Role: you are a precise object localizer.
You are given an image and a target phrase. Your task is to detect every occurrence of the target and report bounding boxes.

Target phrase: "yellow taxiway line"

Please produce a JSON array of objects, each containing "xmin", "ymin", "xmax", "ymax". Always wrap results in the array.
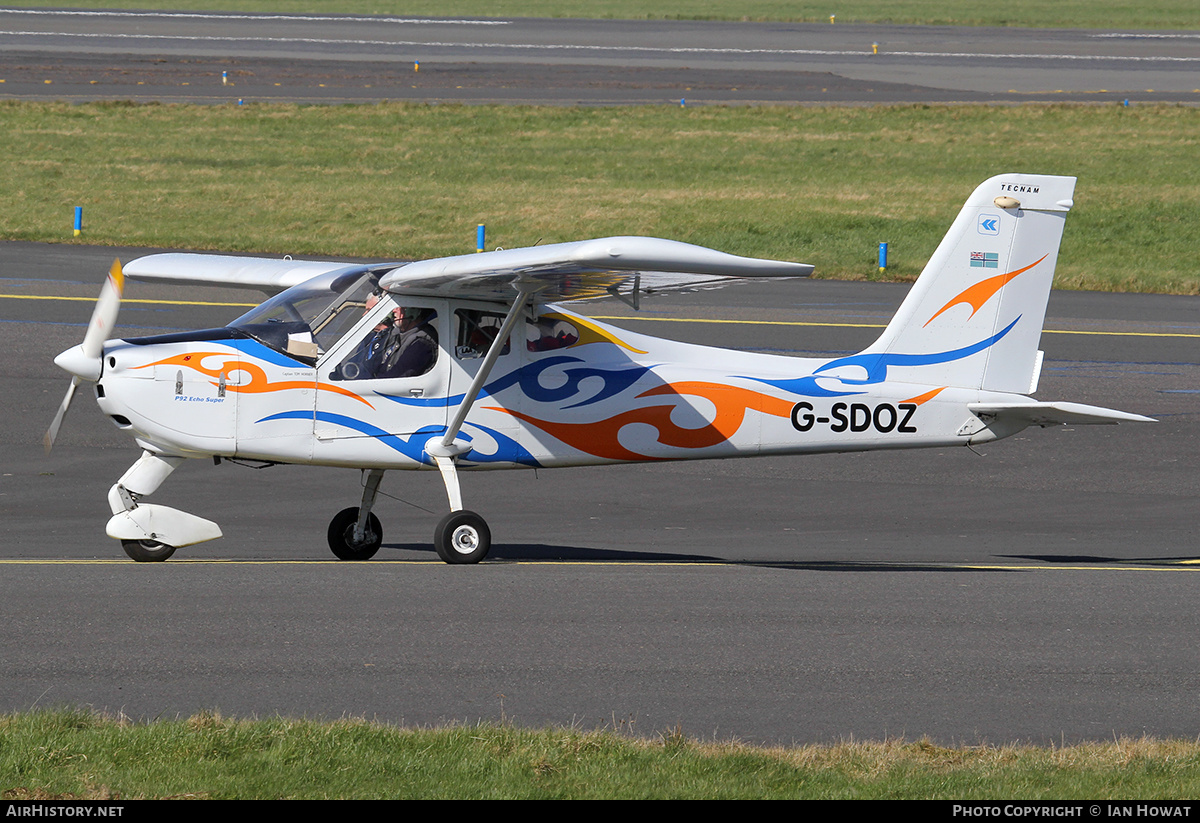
[
  {"xmin": 1, "ymin": 558, "xmax": 1198, "ymax": 571},
  {"xmin": 4, "ymin": 293, "xmax": 1198, "ymax": 338},
  {"xmin": 590, "ymin": 316, "xmax": 1200, "ymax": 339}
]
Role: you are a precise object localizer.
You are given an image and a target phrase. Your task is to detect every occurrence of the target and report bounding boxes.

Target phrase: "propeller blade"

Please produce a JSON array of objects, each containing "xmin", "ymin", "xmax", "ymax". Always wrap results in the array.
[
  {"xmin": 80, "ymin": 259, "xmax": 124, "ymax": 361},
  {"xmin": 45, "ymin": 260, "xmax": 126, "ymax": 454},
  {"xmin": 43, "ymin": 376, "xmax": 80, "ymax": 454}
]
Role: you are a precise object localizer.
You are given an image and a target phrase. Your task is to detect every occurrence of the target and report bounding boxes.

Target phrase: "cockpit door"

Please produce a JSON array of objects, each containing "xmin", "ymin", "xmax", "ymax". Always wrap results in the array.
[{"xmin": 312, "ymin": 296, "xmax": 450, "ymax": 465}]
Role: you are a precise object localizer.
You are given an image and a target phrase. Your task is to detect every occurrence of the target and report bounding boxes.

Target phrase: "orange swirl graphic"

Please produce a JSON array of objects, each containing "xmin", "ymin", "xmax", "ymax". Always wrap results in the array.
[
  {"xmin": 902, "ymin": 386, "xmax": 947, "ymax": 405},
  {"xmin": 134, "ymin": 352, "xmax": 374, "ymax": 408},
  {"xmin": 493, "ymin": 381, "xmax": 793, "ymax": 461},
  {"xmin": 924, "ymin": 255, "xmax": 1047, "ymax": 327}
]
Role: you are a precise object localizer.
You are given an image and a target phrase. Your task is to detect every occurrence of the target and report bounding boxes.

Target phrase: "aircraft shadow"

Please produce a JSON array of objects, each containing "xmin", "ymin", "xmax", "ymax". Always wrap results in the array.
[
  {"xmin": 381, "ymin": 543, "xmax": 1026, "ymax": 570},
  {"xmin": 381, "ymin": 542, "xmax": 722, "ymax": 562},
  {"xmin": 1002, "ymin": 554, "xmax": 1200, "ymax": 566}
]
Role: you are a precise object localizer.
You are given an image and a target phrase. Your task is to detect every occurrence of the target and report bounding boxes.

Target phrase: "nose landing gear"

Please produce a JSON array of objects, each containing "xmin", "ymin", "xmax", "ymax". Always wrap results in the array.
[{"xmin": 121, "ymin": 539, "xmax": 177, "ymax": 563}]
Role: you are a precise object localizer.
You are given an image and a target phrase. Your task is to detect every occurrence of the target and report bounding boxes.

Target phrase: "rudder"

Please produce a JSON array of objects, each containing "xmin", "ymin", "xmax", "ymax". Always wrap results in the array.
[{"xmin": 862, "ymin": 174, "xmax": 1076, "ymax": 394}]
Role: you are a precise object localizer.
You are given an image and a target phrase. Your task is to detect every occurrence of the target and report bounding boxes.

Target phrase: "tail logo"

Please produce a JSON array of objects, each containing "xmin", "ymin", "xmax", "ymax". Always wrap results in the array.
[{"xmin": 924, "ymin": 254, "xmax": 1048, "ymax": 327}]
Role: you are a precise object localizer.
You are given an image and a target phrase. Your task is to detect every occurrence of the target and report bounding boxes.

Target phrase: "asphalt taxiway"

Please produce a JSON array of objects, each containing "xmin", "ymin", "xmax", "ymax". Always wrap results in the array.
[
  {"xmin": 1, "ymin": 9, "xmax": 1198, "ymax": 105},
  {"xmin": 1, "ymin": 8, "xmax": 1199, "ymax": 748},
  {"xmin": 1, "ymin": 241, "xmax": 1197, "ymax": 745}
]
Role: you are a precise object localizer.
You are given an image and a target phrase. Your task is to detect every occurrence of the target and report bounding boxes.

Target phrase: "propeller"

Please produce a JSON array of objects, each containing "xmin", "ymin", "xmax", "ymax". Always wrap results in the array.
[{"xmin": 44, "ymin": 259, "xmax": 125, "ymax": 454}]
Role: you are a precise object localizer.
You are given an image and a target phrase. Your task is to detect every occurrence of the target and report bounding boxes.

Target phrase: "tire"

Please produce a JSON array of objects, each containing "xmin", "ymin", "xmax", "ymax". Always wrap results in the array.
[
  {"xmin": 434, "ymin": 510, "xmax": 491, "ymax": 565},
  {"xmin": 121, "ymin": 539, "xmax": 176, "ymax": 562},
  {"xmin": 327, "ymin": 507, "xmax": 382, "ymax": 560}
]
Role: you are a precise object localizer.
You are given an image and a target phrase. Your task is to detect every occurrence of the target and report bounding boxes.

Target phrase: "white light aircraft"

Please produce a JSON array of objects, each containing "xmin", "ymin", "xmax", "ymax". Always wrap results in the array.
[{"xmin": 45, "ymin": 174, "xmax": 1153, "ymax": 563}]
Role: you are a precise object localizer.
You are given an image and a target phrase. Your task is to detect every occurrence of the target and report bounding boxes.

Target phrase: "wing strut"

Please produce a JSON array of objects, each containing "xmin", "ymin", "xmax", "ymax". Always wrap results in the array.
[
  {"xmin": 436, "ymin": 288, "xmax": 533, "ymax": 454},
  {"xmin": 426, "ymin": 287, "xmax": 534, "ymax": 511}
]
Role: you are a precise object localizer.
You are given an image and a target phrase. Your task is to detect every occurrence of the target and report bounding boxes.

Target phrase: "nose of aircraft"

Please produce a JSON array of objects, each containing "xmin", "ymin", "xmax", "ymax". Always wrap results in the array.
[{"xmin": 53, "ymin": 343, "xmax": 103, "ymax": 382}]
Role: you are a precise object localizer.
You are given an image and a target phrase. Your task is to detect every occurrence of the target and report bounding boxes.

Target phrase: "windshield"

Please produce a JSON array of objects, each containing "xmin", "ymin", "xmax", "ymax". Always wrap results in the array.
[{"xmin": 229, "ymin": 268, "xmax": 380, "ymax": 363}]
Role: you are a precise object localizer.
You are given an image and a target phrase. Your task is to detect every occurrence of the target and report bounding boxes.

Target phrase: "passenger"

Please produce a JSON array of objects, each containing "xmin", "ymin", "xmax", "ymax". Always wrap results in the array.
[
  {"xmin": 527, "ymin": 317, "xmax": 579, "ymax": 352},
  {"xmin": 363, "ymin": 287, "xmax": 383, "ymax": 316}
]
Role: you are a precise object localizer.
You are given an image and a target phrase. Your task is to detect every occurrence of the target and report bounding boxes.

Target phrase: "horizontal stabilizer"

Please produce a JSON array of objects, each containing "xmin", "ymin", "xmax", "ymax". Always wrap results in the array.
[{"xmin": 968, "ymin": 401, "xmax": 1156, "ymax": 427}]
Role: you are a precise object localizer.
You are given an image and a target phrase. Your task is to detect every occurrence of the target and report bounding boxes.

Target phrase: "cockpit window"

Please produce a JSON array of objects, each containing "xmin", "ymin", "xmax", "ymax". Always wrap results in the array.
[
  {"xmin": 456, "ymin": 309, "xmax": 511, "ymax": 360},
  {"xmin": 332, "ymin": 303, "xmax": 439, "ymax": 381},
  {"xmin": 228, "ymin": 269, "xmax": 380, "ymax": 363}
]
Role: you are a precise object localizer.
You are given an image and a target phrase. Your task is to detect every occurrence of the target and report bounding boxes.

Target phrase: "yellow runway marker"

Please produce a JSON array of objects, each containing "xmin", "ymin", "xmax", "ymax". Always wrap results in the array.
[
  {"xmin": 592, "ymin": 315, "xmax": 886, "ymax": 330},
  {"xmin": 5, "ymin": 296, "xmax": 1199, "ymax": 338},
  {"xmin": 1042, "ymin": 328, "xmax": 1200, "ymax": 338},
  {"xmin": 958, "ymin": 564, "xmax": 1200, "ymax": 572},
  {"xmin": 0, "ymin": 558, "xmax": 434, "ymax": 566},
  {"xmin": 589, "ymin": 315, "xmax": 1200, "ymax": 339},
  {"xmin": 1, "ymin": 558, "xmax": 1198, "ymax": 571}
]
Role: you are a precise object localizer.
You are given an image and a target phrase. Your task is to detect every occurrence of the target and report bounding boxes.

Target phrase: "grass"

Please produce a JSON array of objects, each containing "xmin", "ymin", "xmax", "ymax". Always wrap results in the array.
[
  {"xmin": 4, "ymin": 1, "xmax": 1200, "ymax": 29},
  {"xmin": 5, "ymin": 709, "xmax": 1200, "ymax": 799},
  {"xmin": 3, "ymin": 100, "xmax": 1199, "ymax": 293}
]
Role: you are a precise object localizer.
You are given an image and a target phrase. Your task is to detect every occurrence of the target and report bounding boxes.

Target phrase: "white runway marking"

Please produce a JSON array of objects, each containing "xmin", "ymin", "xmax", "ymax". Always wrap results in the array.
[
  {"xmin": 1092, "ymin": 32, "xmax": 1200, "ymax": 39},
  {"xmin": 0, "ymin": 9, "xmax": 508, "ymax": 25},
  {"xmin": 1, "ymin": 29, "xmax": 1197, "ymax": 64}
]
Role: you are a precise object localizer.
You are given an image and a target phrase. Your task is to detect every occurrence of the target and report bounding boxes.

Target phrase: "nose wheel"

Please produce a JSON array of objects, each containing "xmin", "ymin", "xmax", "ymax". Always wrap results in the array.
[
  {"xmin": 434, "ymin": 510, "xmax": 491, "ymax": 564},
  {"xmin": 121, "ymin": 539, "xmax": 177, "ymax": 562}
]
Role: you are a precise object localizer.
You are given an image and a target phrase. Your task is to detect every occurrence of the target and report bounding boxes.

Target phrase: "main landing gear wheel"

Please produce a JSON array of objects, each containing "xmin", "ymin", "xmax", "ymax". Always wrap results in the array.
[
  {"xmin": 327, "ymin": 507, "xmax": 383, "ymax": 561},
  {"xmin": 434, "ymin": 511, "xmax": 491, "ymax": 565},
  {"xmin": 121, "ymin": 539, "xmax": 177, "ymax": 563}
]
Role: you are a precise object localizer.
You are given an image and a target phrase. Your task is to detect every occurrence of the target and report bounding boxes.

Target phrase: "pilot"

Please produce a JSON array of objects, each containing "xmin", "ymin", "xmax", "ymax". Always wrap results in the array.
[
  {"xmin": 335, "ymin": 303, "xmax": 438, "ymax": 380},
  {"xmin": 373, "ymin": 306, "xmax": 438, "ymax": 379}
]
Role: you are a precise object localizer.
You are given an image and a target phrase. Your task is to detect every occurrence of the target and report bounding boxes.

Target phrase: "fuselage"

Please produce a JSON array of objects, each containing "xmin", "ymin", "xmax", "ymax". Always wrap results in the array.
[{"xmin": 94, "ymin": 298, "xmax": 1019, "ymax": 471}]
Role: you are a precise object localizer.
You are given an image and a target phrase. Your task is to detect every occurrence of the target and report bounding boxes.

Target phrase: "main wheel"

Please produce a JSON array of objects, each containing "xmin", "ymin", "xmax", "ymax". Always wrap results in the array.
[
  {"xmin": 121, "ymin": 539, "xmax": 176, "ymax": 562},
  {"xmin": 434, "ymin": 510, "xmax": 491, "ymax": 564},
  {"xmin": 327, "ymin": 507, "xmax": 383, "ymax": 560}
]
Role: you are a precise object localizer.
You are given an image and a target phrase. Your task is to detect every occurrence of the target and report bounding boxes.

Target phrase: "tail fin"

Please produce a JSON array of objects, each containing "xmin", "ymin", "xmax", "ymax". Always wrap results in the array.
[{"xmin": 863, "ymin": 174, "xmax": 1076, "ymax": 394}]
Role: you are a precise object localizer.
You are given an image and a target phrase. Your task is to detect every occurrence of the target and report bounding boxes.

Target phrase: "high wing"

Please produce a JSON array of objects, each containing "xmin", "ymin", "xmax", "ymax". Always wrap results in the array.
[
  {"xmin": 122, "ymin": 253, "xmax": 377, "ymax": 294},
  {"xmin": 121, "ymin": 238, "xmax": 813, "ymax": 303},
  {"xmin": 379, "ymin": 236, "xmax": 813, "ymax": 303}
]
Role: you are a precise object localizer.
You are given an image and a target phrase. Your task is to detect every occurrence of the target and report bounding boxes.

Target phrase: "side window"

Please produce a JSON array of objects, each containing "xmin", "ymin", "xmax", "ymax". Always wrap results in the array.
[
  {"xmin": 332, "ymin": 304, "xmax": 439, "ymax": 381},
  {"xmin": 526, "ymin": 315, "xmax": 580, "ymax": 352},
  {"xmin": 455, "ymin": 309, "xmax": 511, "ymax": 360}
]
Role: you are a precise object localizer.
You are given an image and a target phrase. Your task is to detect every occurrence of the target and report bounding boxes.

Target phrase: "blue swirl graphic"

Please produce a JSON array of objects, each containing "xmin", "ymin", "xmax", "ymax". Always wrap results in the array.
[
  {"xmin": 376, "ymin": 355, "xmax": 651, "ymax": 410},
  {"xmin": 255, "ymin": 411, "xmax": 540, "ymax": 467},
  {"xmin": 745, "ymin": 317, "xmax": 1019, "ymax": 397}
]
